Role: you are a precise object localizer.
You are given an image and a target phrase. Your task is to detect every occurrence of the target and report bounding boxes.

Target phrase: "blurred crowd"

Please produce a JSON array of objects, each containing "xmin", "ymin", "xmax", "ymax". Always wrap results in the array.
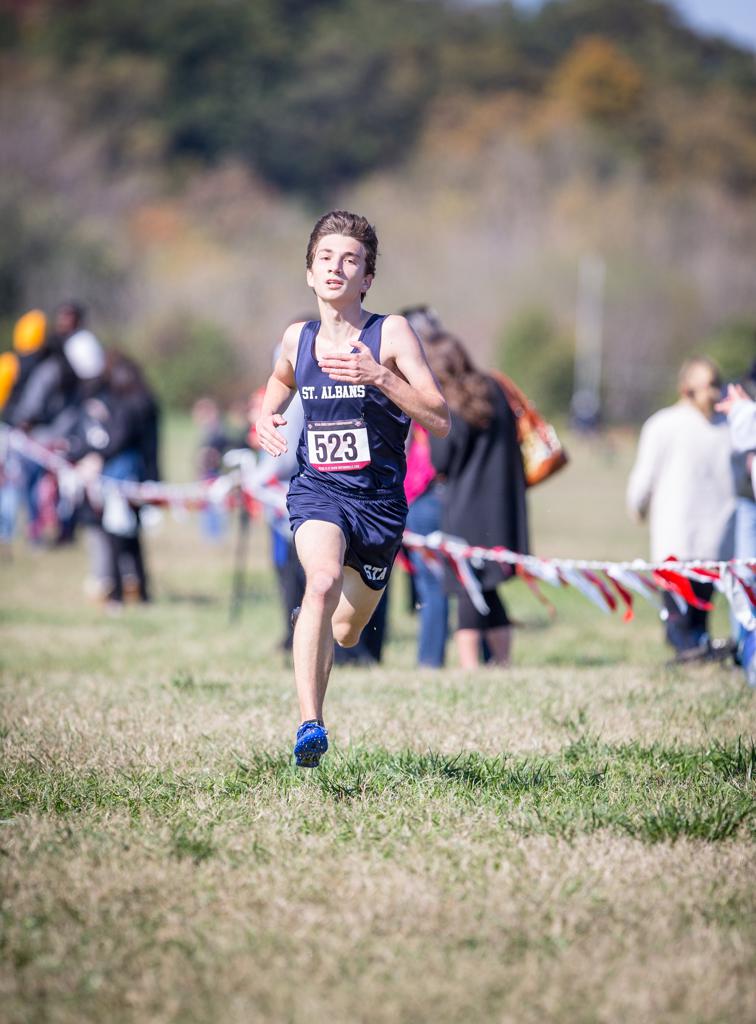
[
  {"xmin": 1, "ymin": 302, "xmax": 159, "ymax": 608},
  {"xmin": 2, "ymin": 300, "xmax": 754, "ymax": 682},
  {"xmin": 233, "ymin": 304, "xmax": 755, "ymax": 681}
]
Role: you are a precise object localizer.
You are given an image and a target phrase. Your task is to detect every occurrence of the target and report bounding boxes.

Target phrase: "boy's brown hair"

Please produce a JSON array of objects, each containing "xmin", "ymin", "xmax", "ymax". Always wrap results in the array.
[{"xmin": 306, "ymin": 211, "xmax": 379, "ymax": 277}]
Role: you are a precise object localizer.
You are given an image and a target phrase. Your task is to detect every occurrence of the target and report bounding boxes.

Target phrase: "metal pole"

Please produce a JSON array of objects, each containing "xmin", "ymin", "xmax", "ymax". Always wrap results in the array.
[
  {"xmin": 229, "ymin": 500, "xmax": 250, "ymax": 624},
  {"xmin": 572, "ymin": 254, "xmax": 606, "ymax": 429}
]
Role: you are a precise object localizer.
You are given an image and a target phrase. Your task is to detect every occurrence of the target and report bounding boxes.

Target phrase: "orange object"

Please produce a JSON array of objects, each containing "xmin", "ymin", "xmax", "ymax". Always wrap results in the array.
[
  {"xmin": 0, "ymin": 350, "xmax": 19, "ymax": 409},
  {"xmin": 490, "ymin": 370, "xmax": 569, "ymax": 487},
  {"xmin": 13, "ymin": 309, "xmax": 47, "ymax": 354}
]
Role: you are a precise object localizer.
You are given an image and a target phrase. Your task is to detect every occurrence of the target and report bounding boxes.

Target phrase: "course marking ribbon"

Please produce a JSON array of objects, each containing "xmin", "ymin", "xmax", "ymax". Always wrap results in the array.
[
  {"xmin": 4, "ymin": 425, "xmax": 754, "ymax": 629},
  {"xmin": 401, "ymin": 530, "xmax": 756, "ymax": 631}
]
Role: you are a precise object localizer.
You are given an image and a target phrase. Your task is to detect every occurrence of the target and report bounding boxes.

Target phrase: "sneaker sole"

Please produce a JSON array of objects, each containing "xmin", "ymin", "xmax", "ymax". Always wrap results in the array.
[{"xmin": 294, "ymin": 735, "xmax": 328, "ymax": 768}]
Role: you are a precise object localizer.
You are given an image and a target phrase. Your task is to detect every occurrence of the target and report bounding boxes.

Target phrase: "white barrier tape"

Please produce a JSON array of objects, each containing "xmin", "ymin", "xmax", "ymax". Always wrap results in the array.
[
  {"xmin": 717, "ymin": 568, "xmax": 756, "ymax": 631},
  {"xmin": 402, "ymin": 531, "xmax": 756, "ymax": 629},
  {"xmin": 1, "ymin": 426, "xmax": 281, "ymax": 513},
  {"xmin": 401, "ymin": 530, "xmax": 756, "ymax": 577},
  {"xmin": 4, "ymin": 424, "xmax": 755, "ymax": 629}
]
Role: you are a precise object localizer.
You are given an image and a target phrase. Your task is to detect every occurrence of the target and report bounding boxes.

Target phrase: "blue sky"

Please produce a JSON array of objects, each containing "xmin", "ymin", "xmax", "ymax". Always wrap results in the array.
[
  {"xmin": 513, "ymin": 0, "xmax": 756, "ymax": 52},
  {"xmin": 667, "ymin": 0, "xmax": 756, "ymax": 50}
]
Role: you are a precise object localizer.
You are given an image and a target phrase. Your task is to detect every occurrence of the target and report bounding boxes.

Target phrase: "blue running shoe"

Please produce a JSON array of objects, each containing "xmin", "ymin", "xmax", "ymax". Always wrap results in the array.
[{"xmin": 294, "ymin": 719, "xmax": 328, "ymax": 768}]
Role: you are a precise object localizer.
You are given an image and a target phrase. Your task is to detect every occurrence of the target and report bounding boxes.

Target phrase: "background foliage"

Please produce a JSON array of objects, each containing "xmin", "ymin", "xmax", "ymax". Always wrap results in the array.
[{"xmin": 1, "ymin": 0, "xmax": 755, "ymax": 415}]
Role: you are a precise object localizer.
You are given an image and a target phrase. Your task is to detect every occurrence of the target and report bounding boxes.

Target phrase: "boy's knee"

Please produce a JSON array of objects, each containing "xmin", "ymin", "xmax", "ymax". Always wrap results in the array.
[{"xmin": 306, "ymin": 565, "xmax": 342, "ymax": 607}]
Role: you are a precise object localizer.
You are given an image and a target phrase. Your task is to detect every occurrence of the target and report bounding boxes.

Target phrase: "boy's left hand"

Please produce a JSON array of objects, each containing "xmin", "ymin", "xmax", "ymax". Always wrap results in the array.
[{"xmin": 318, "ymin": 340, "xmax": 383, "ymax": 386}]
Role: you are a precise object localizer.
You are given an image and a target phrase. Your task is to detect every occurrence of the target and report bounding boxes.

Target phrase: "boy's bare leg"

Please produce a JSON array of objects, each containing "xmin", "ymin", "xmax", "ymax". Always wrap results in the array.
[
  {"xmin": 332, "ymin": 566, "xmax": 385, "ymax": 648},
  {"xmin": 293, "ymin": 521, "xmax": 346, "ymax": 722}
]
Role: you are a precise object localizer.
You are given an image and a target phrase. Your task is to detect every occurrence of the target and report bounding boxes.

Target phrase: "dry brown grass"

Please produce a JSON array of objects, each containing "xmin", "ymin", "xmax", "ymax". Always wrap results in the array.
[
  {"xmin": 2, "ymin": 428, "xmax": 754, "ymax": 1023},
  {"xmin": 3, "ymin": 813, "xmax": 754, "ymax": 1024}
]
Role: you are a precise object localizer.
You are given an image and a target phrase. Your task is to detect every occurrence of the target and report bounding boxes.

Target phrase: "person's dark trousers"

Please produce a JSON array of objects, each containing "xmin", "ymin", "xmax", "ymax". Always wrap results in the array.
[
  {"xmin": 361, "ymin": 587, "xmax": 389, "ymax": 662},
  {"xmin": 100, "ymin": 452, "xmax": 147, "ymax": 602},
  {"xmin": 406, "ymin": 486, "xmax": 448, "ymax": 667},
  {"xmin": 107, "ymin": 532, "xmax": 149, "ymax": 603},
  {"xmin": 55, "ymin": 505, "xmax": 78, "ymax": 545},
  {"xmin": 273, "ymin": 534, "xmax": 305, "ymax": 650},
  {"xmin": 664, "ymin": 580, "xmax": 714, "ymax": 651}
]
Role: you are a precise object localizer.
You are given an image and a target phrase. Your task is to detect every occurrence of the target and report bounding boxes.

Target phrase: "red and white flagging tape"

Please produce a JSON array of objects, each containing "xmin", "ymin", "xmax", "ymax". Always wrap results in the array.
[{"xmin": 3, "ymin": 425, "xmax": 755, "ymax": 630}]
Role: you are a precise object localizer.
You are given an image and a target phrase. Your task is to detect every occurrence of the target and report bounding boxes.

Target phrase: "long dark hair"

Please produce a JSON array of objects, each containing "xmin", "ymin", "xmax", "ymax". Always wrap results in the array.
[
  {"xmin": 425, "ymin": 332, "xmax": 494, "ymax": 430},
  {"xmin": 105, "ymin": 351, "xmax": 153, "ymax": 400}
]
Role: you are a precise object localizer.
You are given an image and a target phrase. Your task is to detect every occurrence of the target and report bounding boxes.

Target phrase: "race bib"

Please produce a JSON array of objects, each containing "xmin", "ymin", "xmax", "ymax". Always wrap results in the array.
[{"xmin": 307, "ymin": 419, "xmax": 371, "ymax": 473}]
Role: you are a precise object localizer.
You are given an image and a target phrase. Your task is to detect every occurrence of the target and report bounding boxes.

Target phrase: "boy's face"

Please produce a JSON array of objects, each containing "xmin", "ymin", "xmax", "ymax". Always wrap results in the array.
[{"xmin": 306, "ymin": 233, "xmax": 372, "ymax": 304}]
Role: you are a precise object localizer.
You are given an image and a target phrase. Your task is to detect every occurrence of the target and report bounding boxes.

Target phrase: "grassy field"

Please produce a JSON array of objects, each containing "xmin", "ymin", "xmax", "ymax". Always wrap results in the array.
[{"xmin": 1, "ymin": 426, "xmax": 754, "ymax": 1024}]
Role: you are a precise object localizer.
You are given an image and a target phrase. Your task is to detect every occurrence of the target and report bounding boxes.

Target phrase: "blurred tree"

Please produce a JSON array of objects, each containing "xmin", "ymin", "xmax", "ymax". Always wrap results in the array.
[
  {"xmin": 644, "ymin": 88, "xmax": 756, "ymax": 196},
  {"xmin": 530, "ymin": 0, "xmax": 756, "ymax": 94},
  {"xmin": 702, "ymin": 321, "xmax": 756, "ymax": 384},
  {"xmin": 68, "ymin": 54, "xmax": 168, "ymax": 169},
  {"xmin": 436, "ymin": 2, "xmax": 537, "ymax": 95},
  {"xmin": 495, "ymin": 308, "xmax": 574, "ymax": 419},
  {"xmin": 1, "ymin": 0, "xmax": 755, "ymax": 411},
  {"xmin": 142, "ymin": 314, "xmax": 242, "ymax": 409},
  {"xmin": 247, "ymin": 0, "xmax": 436, "ymax": 196},
  {"xmin": 0, "ymin": 183, "xmax": 129, "ymax": 324},
  {"xmin": 552, "ymin": 36, "xmax": 644, "ymax": 123},
  {"xmin": 25, "ymin": 0, "xmax": 437, "ymax": 198},
  {"xmin": 4, "ymin": 0, "xmax": 754, "ymax": 198}
]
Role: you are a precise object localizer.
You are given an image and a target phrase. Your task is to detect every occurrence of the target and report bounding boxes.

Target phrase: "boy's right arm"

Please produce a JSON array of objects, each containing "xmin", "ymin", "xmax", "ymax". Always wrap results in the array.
[{"xmin": 255, "ymin": 325, "xmax": 301, "ymax": 458}]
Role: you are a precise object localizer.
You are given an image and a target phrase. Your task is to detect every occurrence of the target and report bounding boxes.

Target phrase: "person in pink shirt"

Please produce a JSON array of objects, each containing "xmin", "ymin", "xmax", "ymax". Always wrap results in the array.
[{"xmin": 402, "ymin": 306, "xmax": 449, "ymax": 667}]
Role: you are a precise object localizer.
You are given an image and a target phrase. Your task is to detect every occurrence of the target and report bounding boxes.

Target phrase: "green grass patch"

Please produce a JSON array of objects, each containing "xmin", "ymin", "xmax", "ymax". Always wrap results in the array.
[
  {"xmin": 2, "ymin": 430, "xmax": 754, "ymax": 1024},
  {"xmin": 4, "ymin": 738, "xmax": 753, "ymax": 848}
]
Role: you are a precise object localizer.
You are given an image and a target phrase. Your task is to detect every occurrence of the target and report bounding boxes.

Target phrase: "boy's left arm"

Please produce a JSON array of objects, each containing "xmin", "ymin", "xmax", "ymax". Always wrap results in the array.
[{"xmin": 319, "ymin": 315, "xmax": 450, "ymax": 437}]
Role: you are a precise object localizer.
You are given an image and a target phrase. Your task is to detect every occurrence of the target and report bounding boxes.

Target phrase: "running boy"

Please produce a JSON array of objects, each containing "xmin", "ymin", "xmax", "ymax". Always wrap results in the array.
[{"xmin": 256, "ymin": 210, "xmax": 450, "ymax": 766}]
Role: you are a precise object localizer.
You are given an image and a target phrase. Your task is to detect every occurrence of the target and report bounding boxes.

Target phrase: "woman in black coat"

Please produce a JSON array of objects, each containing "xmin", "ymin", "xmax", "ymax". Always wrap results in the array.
[{"xmin": 427, "ymin": 333, "xmax": 529, "ymax": 668}]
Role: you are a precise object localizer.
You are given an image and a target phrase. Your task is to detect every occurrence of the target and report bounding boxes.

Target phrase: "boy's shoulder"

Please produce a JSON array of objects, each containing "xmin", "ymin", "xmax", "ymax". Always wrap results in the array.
[
  {"xmin": 379, "ymin": 313, "xmax": 417, "ymax": 347},
  {"xmin": 284, "ymin": 319, "xmax": 311, "ymax": 338},
  {"xmin": 281, "ymin": 320, "xmax": 312, "ymax": 360}
]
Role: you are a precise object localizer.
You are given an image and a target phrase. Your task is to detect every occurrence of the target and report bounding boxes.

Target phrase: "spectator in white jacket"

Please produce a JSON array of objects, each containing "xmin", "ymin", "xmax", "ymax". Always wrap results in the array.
[{"xmin": 627, "ymin": 356, "xmax": 735, "ymax": 658}]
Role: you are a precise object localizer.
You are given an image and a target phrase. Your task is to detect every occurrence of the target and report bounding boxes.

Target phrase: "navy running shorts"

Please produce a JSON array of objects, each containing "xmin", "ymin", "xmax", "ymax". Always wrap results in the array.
[{"xmin": 287, "ymin": 472, "xmax": 408, "ymax": 590}]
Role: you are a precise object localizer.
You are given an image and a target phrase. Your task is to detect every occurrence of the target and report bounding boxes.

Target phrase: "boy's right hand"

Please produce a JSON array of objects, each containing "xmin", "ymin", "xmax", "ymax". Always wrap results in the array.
[{"xmin": 255, "ymin": 413, "xmax": 288, "ymax": 457}]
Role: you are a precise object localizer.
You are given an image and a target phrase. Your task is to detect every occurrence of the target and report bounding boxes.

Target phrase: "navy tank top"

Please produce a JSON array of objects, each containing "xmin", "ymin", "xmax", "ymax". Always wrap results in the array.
[{"xmin": 294, "ymin": 314, "xmax": 410, "ymax": 494}]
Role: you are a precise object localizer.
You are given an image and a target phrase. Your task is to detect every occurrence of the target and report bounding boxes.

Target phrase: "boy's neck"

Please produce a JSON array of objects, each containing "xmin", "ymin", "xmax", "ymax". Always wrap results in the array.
[{"xmin": 317, "ymin": 299, "xmax": 370, "ymax": 343}]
